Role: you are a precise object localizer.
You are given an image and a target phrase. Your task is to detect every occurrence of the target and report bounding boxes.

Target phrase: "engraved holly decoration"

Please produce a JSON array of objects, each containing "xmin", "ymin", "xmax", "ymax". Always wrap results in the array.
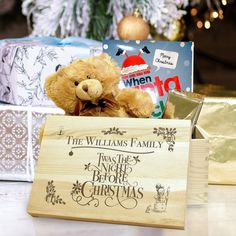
[{"xmin": 153, "ymin": 127, "xmax": 177, "ymax": 152}]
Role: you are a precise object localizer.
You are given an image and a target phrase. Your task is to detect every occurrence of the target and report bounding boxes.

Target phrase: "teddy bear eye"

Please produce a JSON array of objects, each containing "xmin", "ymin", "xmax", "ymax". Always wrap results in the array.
[
  {"xmin": 74, "ymin": 81, "xmax": 79, "ymax": 86},
  {"xmin": 87, "ymin": 75, "xmax": 91, "ymax": 79}
]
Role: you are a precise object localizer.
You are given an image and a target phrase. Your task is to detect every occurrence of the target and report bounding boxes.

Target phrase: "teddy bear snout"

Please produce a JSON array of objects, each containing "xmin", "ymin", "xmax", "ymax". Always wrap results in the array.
[
  {"xmin": 82, "ymin": 84, "xmax": 88, "ymax": 92},
  {"xmin": 76, "ymin": 79, "xmax": 103, "ymax": 102}
]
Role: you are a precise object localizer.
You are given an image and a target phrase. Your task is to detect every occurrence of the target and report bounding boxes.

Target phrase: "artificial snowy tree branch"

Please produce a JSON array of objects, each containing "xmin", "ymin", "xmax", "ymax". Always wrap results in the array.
[
  {"xmin": 22, "ymin": 0, "xmax": 90, "ymax": 37},
  {"xmin": 22, "ymin": 0, "xmax": 189, "ymax": 40},
  {"xmin": 139, "ymin": 0, "xmax": 188, "ymax": 39}
]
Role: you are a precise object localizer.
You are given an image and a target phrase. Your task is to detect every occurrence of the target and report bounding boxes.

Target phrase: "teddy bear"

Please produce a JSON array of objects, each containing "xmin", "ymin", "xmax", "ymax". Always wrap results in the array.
[{"xmin": 45, "ymin": 53, "xmax": 154, "ymax": 118}]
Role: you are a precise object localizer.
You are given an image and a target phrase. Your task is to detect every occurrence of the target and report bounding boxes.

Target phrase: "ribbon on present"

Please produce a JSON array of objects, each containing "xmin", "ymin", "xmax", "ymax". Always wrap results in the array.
[
  {"xmin": 0, "ymin": 36, "xmax": 101, "ymax": 48},
  {"xmin": 0, "ymin": 36, "xmax": 101, "ymax": 71}
]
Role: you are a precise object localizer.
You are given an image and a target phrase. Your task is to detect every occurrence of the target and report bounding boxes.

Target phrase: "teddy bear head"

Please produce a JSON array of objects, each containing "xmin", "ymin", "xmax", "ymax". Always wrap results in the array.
[{"xmin": 45, "ymin": 53, "xmax": 120, "ymax": 115}]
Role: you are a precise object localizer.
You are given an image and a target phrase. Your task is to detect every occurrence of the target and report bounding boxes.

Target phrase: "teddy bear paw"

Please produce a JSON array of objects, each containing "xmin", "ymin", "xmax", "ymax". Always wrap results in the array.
[{"xmin": 117, "ymin": 88, "xmax": 154, "ymax": 118}]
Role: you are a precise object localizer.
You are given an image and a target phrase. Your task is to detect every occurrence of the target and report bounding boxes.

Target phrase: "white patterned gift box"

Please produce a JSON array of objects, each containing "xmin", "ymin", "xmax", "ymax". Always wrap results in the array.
[
  {"xmin": 0, "ymin": 37, "xmax": 100, "ymax": 106},
  {"xmin": 0, "ymin": 105, "xmax": 64, "ymax": 181}
]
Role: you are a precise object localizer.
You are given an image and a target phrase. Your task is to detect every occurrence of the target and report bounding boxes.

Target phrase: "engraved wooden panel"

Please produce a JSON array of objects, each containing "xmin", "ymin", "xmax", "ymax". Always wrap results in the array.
[{"xmin": 28, "ymin": 116, "xmax": 192, "ymax": 229}]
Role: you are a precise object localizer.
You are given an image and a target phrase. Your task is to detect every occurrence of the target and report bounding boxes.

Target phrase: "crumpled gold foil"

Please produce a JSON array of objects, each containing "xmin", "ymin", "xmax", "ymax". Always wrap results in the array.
[
  {"xmin": 197, "ymin": 97, "xmax": 236, "ymax": 163},
  {"xmin": 163, "ymin": 90, "xmax": 204, "ymax": 133}
]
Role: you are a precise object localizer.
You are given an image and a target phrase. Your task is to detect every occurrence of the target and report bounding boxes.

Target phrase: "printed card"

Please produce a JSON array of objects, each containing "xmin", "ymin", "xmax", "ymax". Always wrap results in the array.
[{"xmin": 102, "ymin": 40, "xmax": 193, "ymax": 118}]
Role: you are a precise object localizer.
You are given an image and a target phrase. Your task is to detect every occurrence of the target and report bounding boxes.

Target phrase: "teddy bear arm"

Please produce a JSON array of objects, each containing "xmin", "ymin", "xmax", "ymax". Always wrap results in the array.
[{"xmin": 116, "ymin": 88, "xmax": 154, "ymax": 118}]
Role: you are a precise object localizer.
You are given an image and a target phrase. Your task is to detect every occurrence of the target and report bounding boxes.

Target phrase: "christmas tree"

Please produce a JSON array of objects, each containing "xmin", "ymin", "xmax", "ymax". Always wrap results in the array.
[{"xmin": 22, "ymin": 0, "xmax": 189, "ymax": 41}]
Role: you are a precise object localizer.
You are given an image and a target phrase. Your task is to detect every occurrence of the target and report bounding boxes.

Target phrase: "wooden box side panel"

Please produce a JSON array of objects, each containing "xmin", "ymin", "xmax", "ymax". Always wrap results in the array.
[{"xmin": 187, "ymin": 138, "xmax": 209, "ymax": 205}]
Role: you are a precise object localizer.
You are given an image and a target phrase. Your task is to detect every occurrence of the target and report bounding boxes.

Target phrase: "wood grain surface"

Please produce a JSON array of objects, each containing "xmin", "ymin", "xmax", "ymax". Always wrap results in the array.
[
  {"xmin": 187, "ymin": 127, "xmax": 209, "ymax": 205},
  {"xmin": 1, "ymin": 182, "xmax": 236, "ymax": 236},
  {"xmin": 28, "ymin": 116, "xmax": 192, "ymax": 229}
]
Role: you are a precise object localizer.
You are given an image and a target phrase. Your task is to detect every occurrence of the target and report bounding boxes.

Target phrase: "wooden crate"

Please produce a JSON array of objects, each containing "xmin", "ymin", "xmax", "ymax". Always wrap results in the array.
[{"xmin": 27, "ymin": 116, "xmax": 208, "ymax": 229}]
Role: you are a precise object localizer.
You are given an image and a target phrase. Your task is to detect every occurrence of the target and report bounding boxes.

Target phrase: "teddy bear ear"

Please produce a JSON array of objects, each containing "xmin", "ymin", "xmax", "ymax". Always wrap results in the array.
[
  {"xmin": 45, "ymin": 72, "xmax": 58, "ymax": 98},
  {"xmin": 97, "ymin": 53, "xmax": 118, "ymax": 67},
  {"xmin": 94, "ymin": 53, "xmax": 120, "ymax": 77},
  {"xmin": 97, "ymin": 53, "xmax": 111, "ymax": 60}
]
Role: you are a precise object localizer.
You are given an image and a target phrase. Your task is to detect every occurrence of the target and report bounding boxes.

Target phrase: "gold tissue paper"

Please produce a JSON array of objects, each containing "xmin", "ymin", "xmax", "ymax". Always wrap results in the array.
[
  {"xmin": 163, "ymin": 90, "xmax": 204, "ymax": 133},
  {"xmin": 197, "ymin": 97, "xmax": 236, "ymax": 185}
]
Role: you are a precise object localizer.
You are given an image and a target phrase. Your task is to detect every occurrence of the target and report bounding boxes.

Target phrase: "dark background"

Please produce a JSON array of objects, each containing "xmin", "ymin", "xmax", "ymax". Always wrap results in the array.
[{"xmin": 0, "ymin": 0, "xmax": 235, "ymax": 89}]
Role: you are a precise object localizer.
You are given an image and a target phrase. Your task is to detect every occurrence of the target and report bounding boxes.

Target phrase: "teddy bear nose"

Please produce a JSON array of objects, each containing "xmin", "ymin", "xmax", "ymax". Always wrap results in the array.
[
  {"xmin": 82, "ymin": 84, "xmax": 88, "ymax": 92},
  {"xmin": 76, "ymin": 79, "xmax": 103, "ymax": 101}
]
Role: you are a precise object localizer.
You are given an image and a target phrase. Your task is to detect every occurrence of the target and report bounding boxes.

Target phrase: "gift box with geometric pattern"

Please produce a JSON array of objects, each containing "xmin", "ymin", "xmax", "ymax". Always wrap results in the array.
[{"xmin": 0, "ymin": 105, "xmax": 64, "ymax": 181}]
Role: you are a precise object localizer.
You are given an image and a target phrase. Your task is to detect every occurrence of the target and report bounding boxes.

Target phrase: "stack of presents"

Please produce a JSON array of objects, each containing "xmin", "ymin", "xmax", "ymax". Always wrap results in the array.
[
  {"xmin": 0, "ymin": 37, "xmax": 235, "ymax": 189},
  {"xmin": 0, "ymin": 37, "xmax": 101, "ymax": 181}
]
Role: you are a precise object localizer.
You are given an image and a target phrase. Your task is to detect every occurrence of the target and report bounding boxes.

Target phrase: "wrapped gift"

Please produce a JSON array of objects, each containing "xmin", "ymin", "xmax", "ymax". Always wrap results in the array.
[
  {"xmin": 197, "ymin": 97, "xmax": 236, "ymax": 185},
  {"xmin": 0, "ymin": 37, "xmax": 101, "ymax": 106},
  {"xmin": 0, "ymin": 104, "xmax": 64, "ymax": 181}
]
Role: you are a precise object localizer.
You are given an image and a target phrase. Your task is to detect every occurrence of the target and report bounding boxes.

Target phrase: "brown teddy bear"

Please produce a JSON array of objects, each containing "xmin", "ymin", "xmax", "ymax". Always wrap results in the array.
[{"xmin": 45, "ymin": 53, "xmax": 154, "ymax": 118}]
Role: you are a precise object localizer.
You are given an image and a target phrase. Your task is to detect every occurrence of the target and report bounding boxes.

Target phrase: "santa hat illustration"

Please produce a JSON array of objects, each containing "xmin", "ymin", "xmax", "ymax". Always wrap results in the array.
[{"xmin": 116, "ymin": 46, "xmax": 151, "ymax": 77}]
